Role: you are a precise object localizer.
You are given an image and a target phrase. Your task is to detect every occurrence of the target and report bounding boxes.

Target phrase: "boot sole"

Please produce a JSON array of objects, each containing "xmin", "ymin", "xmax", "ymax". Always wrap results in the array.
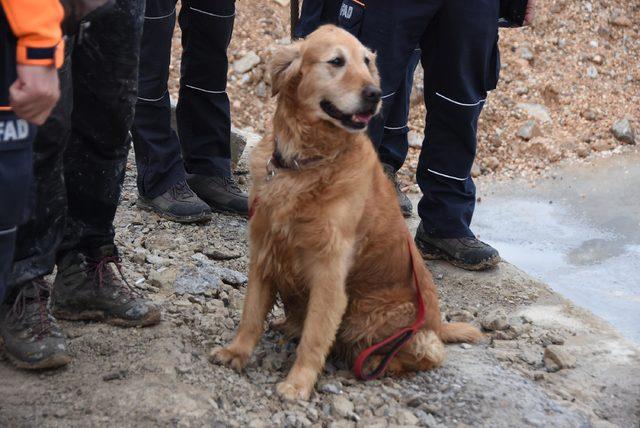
[
  {"xmin": 52, "ymin": 308, "xmax": 162, "ymax": 328},
  {"xmin": 137, "ymin": 199, "xmax": 212, "ymax": 224},
  {"xmin": 0, "ymin": 338, "xmax": 71, "ymax": 370},
  {"xmin": 415, "ymin": 239, "xmax": 501, "ymax": 271},
  {"xmin": 203, "ymin": 200, "xmax": 249, "ymax": 218}
]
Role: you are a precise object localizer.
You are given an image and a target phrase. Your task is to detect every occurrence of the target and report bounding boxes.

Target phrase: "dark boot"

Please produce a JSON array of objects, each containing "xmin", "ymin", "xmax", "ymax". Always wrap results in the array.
[
  {"xmin": 0, "ymin": 280, "xmax": 71, "ymax": 370},
  {"xmin": 51, "ymin": 246, "xmax": 161, "ymax": 327},
  {"xmin": 186, "ymin": 173, "xmax": 248, "ymax": 216},
  {"xmin": 382, "ymin": 163, "xmax": 413, "ymax": 218},
  {"xmin": 414, "ymin": 221, "xmax": 500, "ymax": 271},
  {"xmin": 137, "ymin": 179, "xmax": 212, "ymax": 223}
]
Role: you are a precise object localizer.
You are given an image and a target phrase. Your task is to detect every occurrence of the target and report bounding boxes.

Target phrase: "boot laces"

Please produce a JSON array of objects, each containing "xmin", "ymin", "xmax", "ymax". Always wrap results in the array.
[
  {"xmin": 6, "ymin": 280, "xmax": 54, "ymax": 339},
  {"xmin": 86, "ymin": 255, "xmax": 137, "ymax": 299},
  {"xmin": 170, "ymin": 180, "xmax": 195, "ymax": 200}
]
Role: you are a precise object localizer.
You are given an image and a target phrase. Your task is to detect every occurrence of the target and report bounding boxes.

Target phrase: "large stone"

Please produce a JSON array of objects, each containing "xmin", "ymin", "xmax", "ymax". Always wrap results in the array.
[
  {"xmin": 517, "ymin": 103, "xmax": 552, "ymax": 124},
  {"xmin": 174, "ymin": 262, "xmax": 247, "ymax": 295},
  {"xmin": 148, "ymin": 267, "xmax": 178, "ymax": 289},
  {"xmin": 544, "ymin": 345, "xmax": 576, "ymax": 371},
  {"xmin": 610, "ymin": 118, "xmax": 636, "ymax": 145},
  {"xmin": 233, "ymin": 51, "xmax": 261, "ymax": 74},
  {"xmin": 481, "ymin": 308, "xmax": 510, "ymax": 331}
]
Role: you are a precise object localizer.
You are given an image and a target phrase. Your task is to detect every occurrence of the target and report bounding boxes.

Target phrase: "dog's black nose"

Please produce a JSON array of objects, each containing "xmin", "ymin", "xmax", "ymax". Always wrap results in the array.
[{"xmin": 362, "ymin": 85, "xmax": 381, "ymax": 103}]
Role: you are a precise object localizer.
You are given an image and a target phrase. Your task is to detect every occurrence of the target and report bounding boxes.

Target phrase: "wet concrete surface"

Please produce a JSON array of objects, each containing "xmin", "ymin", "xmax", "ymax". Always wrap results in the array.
[{"xmin": 471, "ymin": 149, "xmax": 640, "ymax": 342}]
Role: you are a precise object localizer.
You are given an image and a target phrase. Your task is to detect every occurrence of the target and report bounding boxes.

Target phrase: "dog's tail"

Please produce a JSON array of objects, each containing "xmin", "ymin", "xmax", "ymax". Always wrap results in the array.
[{"xmin": 438, "ymin": 322, "xmax": 483, "ymax": 344}]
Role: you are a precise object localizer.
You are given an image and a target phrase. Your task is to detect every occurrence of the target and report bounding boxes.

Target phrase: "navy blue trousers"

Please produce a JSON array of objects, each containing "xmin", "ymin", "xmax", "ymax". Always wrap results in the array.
[
  {"xmin": 0, "ymin": 113, "xmax": 36, "ymax": 304},
  {"xmin": 342, "ymin": 0, "xmax": 501, "ymax": 238},
  {"xmin": 131, "ymin": 0, "xmax": 235, "ymax": 199}
]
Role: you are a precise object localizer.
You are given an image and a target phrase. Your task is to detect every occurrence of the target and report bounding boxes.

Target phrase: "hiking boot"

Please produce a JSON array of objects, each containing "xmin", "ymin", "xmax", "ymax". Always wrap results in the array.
[
  {"xmin": 0, "ymin": 279, "xmax": 71, "ymax": 370},
  {"xmin": 414, "ymin": 221, "xmax": 500, "ymax": 271},
  {"xmin": 51, "ymin": 245, "xmax": 161, "ymax": 327},
  {"xmin": 382, "ymin": 163, "xmax": 413, "ymax": 218},
  {"xmin": 187, "ymin": 173, "xmax": 248, "ymax": 216},
  {"xmin": 137, "ymin": 180, "xmax": 212, "ymax": 223}
]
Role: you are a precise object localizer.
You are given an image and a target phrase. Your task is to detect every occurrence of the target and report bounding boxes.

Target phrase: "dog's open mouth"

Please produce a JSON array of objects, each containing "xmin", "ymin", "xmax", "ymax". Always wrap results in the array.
[{"xmin": 320, "ymin": 100, "xmax": 375, "ymax": 130}]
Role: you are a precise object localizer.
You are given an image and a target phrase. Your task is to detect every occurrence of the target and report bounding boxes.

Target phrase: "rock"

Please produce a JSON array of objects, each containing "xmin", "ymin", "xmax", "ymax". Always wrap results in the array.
[
  {"xmin": 544, "ymin": 345, "xmax": 576, "ymax": 371},
  {"xmin": 586, "ymin": 66, "xmax": 598, "ymax": 79},
  {"xmin": 483, "ymin": 156, "xmax": 500, "ymax": 171},
  {"xmin": 102, "ymin": 369, "xmax": 128, "ymax": 381},
  {"xmin": 609, "ymin": 13, "xmax": 631, "ymax": 27},
  {"xmin": 203, "ymin": 248, "xmax": 241, "ymax": 261},
  {"xmin": 447, "ymin": 310, "xmax": 474, "ymax": 323},
  {"xmin": 610, "ymin": 118, "xmax": 636, "ymax": 145},
  {"xmin": 575, "ymin": 143, "xmax": 591, "ymax": 158},
  {"xmin": 517, "ymin": 46, "xmax": 534, "ymax": 62},
  {"xmin": 233, "ymin": 51, "xmax": 261, "ymax": 74},
  {"xmin": 356, "ymin": 417, "xmax": 387, "ymax": 428},
  {"xmin": 471, "ymin": 163, "xmax": 481, "ymax": 178},
  {"xmin": 581, "ymin": 109, "xmax": 598, "ymax": 121},
  {"xmin": 319, "ymin": 382, "xmax": 342, "ymax": 395},
  {"xmin": 272, "ymin": 0, "xmax": 289, "ymax": 6},
  {"xmin": 331, "ymin": 395, "xmax": 355, "ymax": 418},
  {"xmin": 255, "ymin": 81, "xmax": 267, "ymax": 98},
  {"xmin": 408, "ymin": 131, "xmax": 423, "ymax": 149},
  {"xmin": 517, "ymin": 103, "xmax": 552, "ymax": 124},
  {"xmin": 173, "ymin": 263, "xmax": 248, "ymax": 295},
  {"xmin": 591, "ymin": 140, "xmax": 611, "ymax": 152},
  {"xmin": 145, "ymin": 253, "xmax": 168, "ymax": 266},
  {"xmin": 521, "ymin": 137, "xmax": 562, "ymax": 162},
  {"xmin": 517, "ymin": 120, "xmax": 543, "ymax": 141},
  {"xmin": 395, "ymin": 409, "xmax": 419, "ymax": 426},
  {"xmin": 481, "ymin": 309, "xmax": 510, "ymax": 331},
  {"xmin": 148, "ymin": 267, "xmax": 178, "ymax": 289}
]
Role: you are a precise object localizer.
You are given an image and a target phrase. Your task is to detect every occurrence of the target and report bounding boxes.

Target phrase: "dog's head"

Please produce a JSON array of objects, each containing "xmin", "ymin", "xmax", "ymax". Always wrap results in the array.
[{"xmin": 269, "ymin": 25, "xmax": 381, "ymax": 132}]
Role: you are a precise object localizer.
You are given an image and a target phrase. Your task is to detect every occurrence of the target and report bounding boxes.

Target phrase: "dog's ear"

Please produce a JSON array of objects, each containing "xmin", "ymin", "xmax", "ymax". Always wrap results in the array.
[{"xmin": 269, "ymin": 42, "xmax": 302, "ymax": 97}]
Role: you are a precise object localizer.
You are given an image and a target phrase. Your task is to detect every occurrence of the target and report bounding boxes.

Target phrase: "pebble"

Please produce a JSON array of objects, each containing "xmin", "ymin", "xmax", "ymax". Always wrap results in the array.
[
  {"xmin": 447, "ymin": 310, "xmax": 475, "ymax": 323},
  {"xmin": 517, "ymin": 103, "xmax": 552, "ymax": 124},
  {"xmin": 233, "ymin": 51, "xmax": 261, "ymax": 74},
  {"xmin": 517, "ymin": 120, "xmax": 543, "ymax": 141},
  {"xmin": 586, "ymin": 66, "xmax": 598, "ymax": 79},
  {"xmin": 481, "ymin": 309, "xmax": 510, "ymax": 331},
  {"xmin": 483, "ymin": 156, "xmax": 500, "ymax": 171},
  {"xmin": 408, "ymin": 131, "xmax": 423, "ymax": 149},
  {"xmin": 331, "ymin": 395, "xmax": 355, "ymax": 418},
  {"xmin": 319, "ymin": 382, "xmax": 343, "ymax": 395},
  {"xmin": 394, "ymin": 409, "xmax": 419, "ymax": 426},
  {"xmin": 610, "ymin": 118, "xmax": 636, "ymax": 144}
]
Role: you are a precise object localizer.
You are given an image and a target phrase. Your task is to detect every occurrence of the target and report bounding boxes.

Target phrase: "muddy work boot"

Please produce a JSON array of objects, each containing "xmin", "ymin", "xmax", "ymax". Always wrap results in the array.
[
  {"xmin": 414, "ymin": 221, "xmax": 500, "ymax": 271},
  {"xmin": 52, "ymin": 246, "xmax": 161, "ymax": 327},
  {"xmin": 137, "ymin": 179, "xmax": 212, "ymax": 223},
  {"xmin": 382, "ymin": 163, "xmax": 413, "ymax": 218},
  {"xmin": 0, "ymin": 280, "xmax": 71, "ymax": 370},
  {"xmin": 187, "ymin": 173, "xmax": 248, "ymax": 216}
]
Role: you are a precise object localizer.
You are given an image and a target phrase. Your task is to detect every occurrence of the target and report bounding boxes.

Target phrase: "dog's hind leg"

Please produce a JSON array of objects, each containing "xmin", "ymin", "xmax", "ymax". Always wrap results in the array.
[
  {"xmin": 276, "ymin": 249, "xmax": 351, "ymax": 401},
  {"xmin": 211, "ymin": 263, "xmax": 276, "ymax": 372}
]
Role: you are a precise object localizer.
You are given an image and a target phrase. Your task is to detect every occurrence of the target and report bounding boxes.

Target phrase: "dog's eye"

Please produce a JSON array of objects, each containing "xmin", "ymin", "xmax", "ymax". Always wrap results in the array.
[
  {"xmin": 328, "ymin": 57, "xmax": 345, "ymax": 67},
  {"xmin": 364, "ymin": 57, "xmax": 370, "ymax": 66}
]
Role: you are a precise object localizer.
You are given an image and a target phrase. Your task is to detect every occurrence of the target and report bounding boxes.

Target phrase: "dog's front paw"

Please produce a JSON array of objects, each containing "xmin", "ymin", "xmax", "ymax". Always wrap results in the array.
[
  {"xmin": 276, "ymin": 380, "xmax": 312, "ymax": 402},
  {"xmin": 209, "ymin": 346, "xmax": 250, "ymax": 372}
]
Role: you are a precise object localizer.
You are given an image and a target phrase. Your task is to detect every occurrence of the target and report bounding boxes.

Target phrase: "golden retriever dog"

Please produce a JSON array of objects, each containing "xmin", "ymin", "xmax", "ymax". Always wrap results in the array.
[{"xmin": 212, "ymin": 25, "xmax": 482, "ymax": 401}]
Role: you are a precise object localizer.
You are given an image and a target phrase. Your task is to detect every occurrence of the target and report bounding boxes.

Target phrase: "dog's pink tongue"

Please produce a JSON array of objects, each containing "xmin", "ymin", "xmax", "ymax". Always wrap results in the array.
[{"xmin": 353, "ymin": 113, "xmax": 373, "ymax": 123}]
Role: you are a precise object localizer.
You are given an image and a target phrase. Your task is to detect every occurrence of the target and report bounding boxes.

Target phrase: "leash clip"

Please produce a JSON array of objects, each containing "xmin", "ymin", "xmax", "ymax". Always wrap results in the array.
[{"xmin": 265, "ymin": 158, "xmax": 276, "ymax": 181}]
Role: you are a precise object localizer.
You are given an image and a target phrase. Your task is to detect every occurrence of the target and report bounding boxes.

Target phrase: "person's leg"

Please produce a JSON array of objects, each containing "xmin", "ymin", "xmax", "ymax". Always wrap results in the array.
[
  {"xmin": 0, "ymin": 112, "xmax": 71, "ymax": 370},
  {"xmin": 295, "ymin": 0, "xmax": 341, "ymax": 38},
  {"xmin": 378, "ymin": 49, "xmax": 421, "ymax": 217},
  {"xmin": 0, "ymin": 113, "xmax": 35, "ymax": 304},
  {"xmin": 414, "ymin": 0, "xmax": 501, "ymax": 270},
  {"xmin": 50, "ymin": 0, "xmax": 161, "ymax": 326},
  {"xmin": 132, "ymin": 0, "xmax": 183, "ymax": 199},
  {"xmin": 131, "ymin": 0, "xmax": 211, "ymax": 223},
  {"xmin": 178, "ymin": 0, "xmax": 248, "ymax": 215}
]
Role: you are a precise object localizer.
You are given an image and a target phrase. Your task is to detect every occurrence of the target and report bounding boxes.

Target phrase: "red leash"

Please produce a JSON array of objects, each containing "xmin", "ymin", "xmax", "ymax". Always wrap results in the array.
[
  {"xmin": 249, "ymin": 192, "xmax": 424, "ymax": 381},
  {"xmin": 353, "ymin": 234, "xmax": 426, "ymax": 381}
]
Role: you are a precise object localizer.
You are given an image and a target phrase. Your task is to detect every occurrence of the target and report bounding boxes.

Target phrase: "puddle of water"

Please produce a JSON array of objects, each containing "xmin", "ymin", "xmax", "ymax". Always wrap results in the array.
[{"xmin": 473, "ymin": 198, "xmax": 640, "ymax": 343}]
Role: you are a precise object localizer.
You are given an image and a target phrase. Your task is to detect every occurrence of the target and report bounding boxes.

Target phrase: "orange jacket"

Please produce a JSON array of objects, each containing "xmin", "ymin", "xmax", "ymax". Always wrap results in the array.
[{"xmin": 1, "ymin": 0, "xmax": 64, "ymax": 68}]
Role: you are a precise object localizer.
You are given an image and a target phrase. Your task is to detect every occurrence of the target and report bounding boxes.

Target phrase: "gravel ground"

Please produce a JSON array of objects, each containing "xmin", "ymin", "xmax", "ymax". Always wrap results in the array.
[{"xmin": 1, "ymin": 1, "xmax": 639, "ymax": 426}]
